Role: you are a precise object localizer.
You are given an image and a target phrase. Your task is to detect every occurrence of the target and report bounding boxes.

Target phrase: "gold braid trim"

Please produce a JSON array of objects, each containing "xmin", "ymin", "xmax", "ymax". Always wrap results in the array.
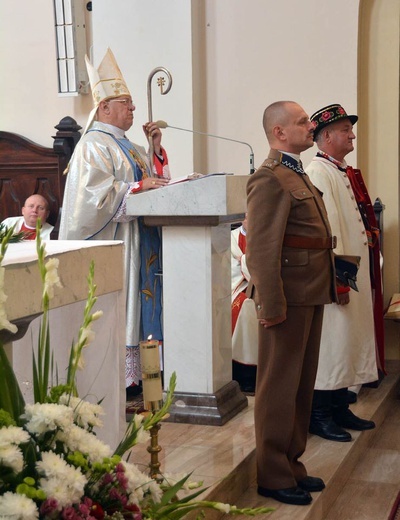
[{"xmin": 129, "ymin": 147, "xmax": 150, "ymax": 179}]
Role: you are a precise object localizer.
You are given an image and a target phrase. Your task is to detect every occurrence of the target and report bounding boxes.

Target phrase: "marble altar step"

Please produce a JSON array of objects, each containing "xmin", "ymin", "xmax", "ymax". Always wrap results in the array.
[{"xmin": 129, "ymin": 360, "xmax": 400, "ymax": 520}]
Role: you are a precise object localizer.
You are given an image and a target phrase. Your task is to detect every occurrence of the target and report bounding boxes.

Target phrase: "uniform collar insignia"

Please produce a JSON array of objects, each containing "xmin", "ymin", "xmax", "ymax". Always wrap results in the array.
[{"xmin": 279, "ymin": 153, "xmax": 304, "ymax": 174}]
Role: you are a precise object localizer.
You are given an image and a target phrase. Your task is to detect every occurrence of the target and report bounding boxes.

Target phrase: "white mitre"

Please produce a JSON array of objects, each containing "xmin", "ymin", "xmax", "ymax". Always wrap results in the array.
[{"xmin": 83, "ymin": 47, "xmax": 131, "ymax": 134}]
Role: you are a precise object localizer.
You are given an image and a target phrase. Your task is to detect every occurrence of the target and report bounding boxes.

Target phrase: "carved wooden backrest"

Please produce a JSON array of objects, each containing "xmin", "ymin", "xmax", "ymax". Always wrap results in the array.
[{"xmin": 0, "ymin": 117, "xmax": 81, "ymax": 237}]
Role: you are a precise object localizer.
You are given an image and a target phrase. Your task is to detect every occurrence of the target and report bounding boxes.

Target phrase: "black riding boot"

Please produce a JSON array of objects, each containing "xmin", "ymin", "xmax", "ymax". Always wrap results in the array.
[
  {"xmin": 309, "ymin": 390, "xmax": 352, "ymax": 442},
  {"xmin": 332, "ymin": 388, "xmax": 375, "ymax": 431},
  {"xmin": 232, "ymin": 361, "xmax": 257, "ymax": 393}
]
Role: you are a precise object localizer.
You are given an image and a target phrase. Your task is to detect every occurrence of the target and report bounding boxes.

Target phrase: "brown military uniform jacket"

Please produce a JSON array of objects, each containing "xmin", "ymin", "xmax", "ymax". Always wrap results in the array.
[{"xmin": 246, "ymin": 148, "xmax": 336, "ymax": 319}]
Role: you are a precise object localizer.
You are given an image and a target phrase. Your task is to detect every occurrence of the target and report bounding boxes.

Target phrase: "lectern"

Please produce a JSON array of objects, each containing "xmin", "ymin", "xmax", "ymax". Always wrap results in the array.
[{"xmin": 126, "ymin": 174, "xmax": 249, "ymax": 425}]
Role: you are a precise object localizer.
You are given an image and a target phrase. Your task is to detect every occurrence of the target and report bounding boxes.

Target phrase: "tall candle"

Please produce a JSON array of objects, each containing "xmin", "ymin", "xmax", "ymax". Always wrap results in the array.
[{"xmin": 140, "ymin": 337, "xmax": 163, "ymax": 411}]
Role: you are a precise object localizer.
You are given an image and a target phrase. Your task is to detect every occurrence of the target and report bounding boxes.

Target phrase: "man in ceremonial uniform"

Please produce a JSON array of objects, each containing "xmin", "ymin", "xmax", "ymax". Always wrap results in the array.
[
  {"xmin": 2, "ymin": 194, "xmax": 53, "ymax": 240},
  {"xmin": 306, "ymin": 104, "xmax": 381, "ymax": 442},
  {"xmin": 246, "ymin": 101, "xmax": 338, "ymax": 506},
  {"xmin": 59, "ymin": 48, "xmax": 169, "ymax": 389}
]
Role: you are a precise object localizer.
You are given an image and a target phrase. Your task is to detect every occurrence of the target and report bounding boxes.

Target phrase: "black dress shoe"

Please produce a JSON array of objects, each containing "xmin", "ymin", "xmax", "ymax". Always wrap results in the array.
[
  {"xmin": 333, "ymin": 409, "xmax": 375, "ymax": 431},
  {"xmin": 309, "ymin": 417, "xmax": 352, "ymax": 442},
  {"xmin": 240, "ymin": 381, "xmax": 256, "ymax": 393},
  {"xmin": 257, "ymin": 486, "xmax": 312, "ymax": 505},
  {"xmin": 346, "ymin": 390, "xmax": 358, "ymax": 404},
  {"xmin": 126, "ymin": 384, "xmax": 142, "ymax": 399},
  {"xmin": 297, "ymin": 476, "xmax": 325, "ymax": 492}
]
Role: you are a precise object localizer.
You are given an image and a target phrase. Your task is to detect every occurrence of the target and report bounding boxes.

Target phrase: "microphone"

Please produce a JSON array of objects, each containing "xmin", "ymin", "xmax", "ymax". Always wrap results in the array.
[{"xmin": 155, "ymin": 120, "xmax": 255, "ymax": 174}]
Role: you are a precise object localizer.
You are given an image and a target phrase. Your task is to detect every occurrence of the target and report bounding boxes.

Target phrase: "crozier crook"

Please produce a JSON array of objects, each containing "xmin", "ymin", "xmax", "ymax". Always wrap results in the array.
[{"xmin": 147, "ymin": 67, "xmax": 173, "ymax": 176}]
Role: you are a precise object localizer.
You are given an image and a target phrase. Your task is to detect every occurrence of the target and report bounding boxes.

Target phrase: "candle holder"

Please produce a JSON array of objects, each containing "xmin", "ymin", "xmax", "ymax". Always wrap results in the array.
[
  {"xmin": 140, "ymin": 337, "xmax": 164, "ymax": 479},
  {"xmin": 147, "ymin": 423, "xmax": 162, "ymax": 481}
]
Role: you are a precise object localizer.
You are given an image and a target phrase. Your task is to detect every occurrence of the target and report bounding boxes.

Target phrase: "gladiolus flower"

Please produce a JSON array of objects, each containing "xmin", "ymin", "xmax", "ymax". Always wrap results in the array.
[{"xmin": 43, "ymin": 258, "xmax": 62, "ymax": 299}]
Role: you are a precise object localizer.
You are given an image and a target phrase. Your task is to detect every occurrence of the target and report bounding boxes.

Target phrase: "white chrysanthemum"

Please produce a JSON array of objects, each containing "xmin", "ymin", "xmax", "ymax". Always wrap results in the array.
[
  {"xmin": 36, "ymin": 451, "xmax": 68, "ymax": 478},
  {"xmin": 146, "ymin": 478, "xmax": 164, "ymax": 504},
  {"xmin": 0, "ymin": 425, "xmax": 30, "ymax": 448},
  {"xmin": 0, "ymin": 492, "xmax": 38, "ymax": 520},
  {"xmin": 120, "ymin": 460, "xmax": 152, "ymax": 505},
  {"xmin": 59, "ymin": 394, "xmax": 105, "ymax": 429},
  {"xmin": 0, "ymin": 444, "xmax": 24, "ymax": 473},
  {"xmin": 56, "ymin": 424, "xmax": 112, "ymax": 462},
  {"xmin": 43, "ymin": 257, "xmax": 62, "ymax": 299},
  {"xmin": 37, "ymin": 452, "xmax": 87, "ymax": 508},
  {"xmin": 23, "ymin": 403, "xmax": 74, "ymax": 435}
]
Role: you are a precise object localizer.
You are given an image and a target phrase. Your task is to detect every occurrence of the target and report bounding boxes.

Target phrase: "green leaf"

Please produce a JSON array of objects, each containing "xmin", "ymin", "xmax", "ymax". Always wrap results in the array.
[
  {"xmin": 159, "ymin": 474, "xmax": 194, "ymax": 506},
  {"xmin": 32, "ymin": 318, "xmax": 51, "ymax": 403},
  {"xmin": 0, "ymin": 344, "xmax": 25, "ymax": 422},
  {"xmin": 0, "ymin": 223, "xmax": 25, "ymax": 244}
]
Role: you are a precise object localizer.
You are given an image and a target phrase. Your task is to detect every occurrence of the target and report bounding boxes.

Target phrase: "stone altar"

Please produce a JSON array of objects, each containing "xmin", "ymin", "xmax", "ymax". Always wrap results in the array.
[{"xmin": 2, "ymin": 241, "xmax": 126, "ymax": 449}]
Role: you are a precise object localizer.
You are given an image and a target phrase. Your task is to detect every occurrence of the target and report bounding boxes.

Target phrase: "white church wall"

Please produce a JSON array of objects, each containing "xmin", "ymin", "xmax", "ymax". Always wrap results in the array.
[
  {"xmin": 0, "ymin": 0, "xmax": 359, "ymax": 175},
  {"xmin": 92, "ymin": 0, "xmax": 194, "ymax": 177},
  {"xmin": 0, "ymin": 0, "xmax": 92, "ymax": 146},
  {"xmin": 200, "ymin": 0, "xmax": 359, "ymax": 176}
]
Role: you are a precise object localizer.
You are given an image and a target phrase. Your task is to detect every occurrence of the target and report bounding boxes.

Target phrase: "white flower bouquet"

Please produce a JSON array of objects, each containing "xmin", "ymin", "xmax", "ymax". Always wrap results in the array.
[{"xmin": 0, "ymin": 224, "xmax": 273, "ymax": 519}]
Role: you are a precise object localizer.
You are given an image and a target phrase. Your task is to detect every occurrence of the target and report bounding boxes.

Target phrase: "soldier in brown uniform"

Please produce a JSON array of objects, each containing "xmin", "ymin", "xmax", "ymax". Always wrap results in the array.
[{"xmin": 246, "ymin": 101, "xmax": 340, "ymax": 506}]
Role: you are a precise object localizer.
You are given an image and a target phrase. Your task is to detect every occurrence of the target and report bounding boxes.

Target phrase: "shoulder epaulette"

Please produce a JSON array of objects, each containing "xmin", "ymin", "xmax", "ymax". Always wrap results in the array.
[{"xmin": 264, "ymin": 159, "xmax": 279, "ymax": 170}]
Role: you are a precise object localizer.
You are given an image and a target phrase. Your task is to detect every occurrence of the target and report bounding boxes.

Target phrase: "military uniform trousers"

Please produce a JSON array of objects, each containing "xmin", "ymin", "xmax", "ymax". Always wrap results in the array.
[{"xmin": 255, "ymin": 304, "xmax": 324, "ymax": 489}]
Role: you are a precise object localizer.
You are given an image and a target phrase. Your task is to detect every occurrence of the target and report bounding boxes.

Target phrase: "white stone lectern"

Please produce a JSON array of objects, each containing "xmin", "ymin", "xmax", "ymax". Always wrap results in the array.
[{"xmin": 126, "ymin": 174, "xmax": 249, "ymax": 425}]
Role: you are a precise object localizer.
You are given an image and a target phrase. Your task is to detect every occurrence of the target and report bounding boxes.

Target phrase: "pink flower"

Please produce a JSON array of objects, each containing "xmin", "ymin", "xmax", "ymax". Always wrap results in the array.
[
  {"xmin": 109, "ymin": 487, "xmax": 123, "ymax": 501},
  {"xmin": 124, "ymin": 503, "xmax": 142, "ymax": 520},
  {"xmin": 125, "ymin": 504, "xmax": 141, "ymax": 512},
  {"xmin": 61, "ymin": 506, "xmax": 79, "ymax": 519},
  {"xmin": 116, "ymin": 471, "xmax": 128, "ymax": 488},
  {"xmin": 321, "ymin": 110, "xmax": 333, "ymax": 121},
  {"xmin": 40, "ymin": 497, "xmax": 59, "ymax": 515},
  {"xmin": 102, "ymin": 473, "xmax": 113, "ymax": 485},
  {"xmin": 78, "ymin": 502, "xmax": 91, "ymax": 516}
]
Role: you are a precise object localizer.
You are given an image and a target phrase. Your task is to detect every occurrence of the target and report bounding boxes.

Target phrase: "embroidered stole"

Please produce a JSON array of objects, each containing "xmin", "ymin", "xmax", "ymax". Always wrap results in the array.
[{"xmin": 91, "ymin": 130, "xmax": 163, "ymax": 342}]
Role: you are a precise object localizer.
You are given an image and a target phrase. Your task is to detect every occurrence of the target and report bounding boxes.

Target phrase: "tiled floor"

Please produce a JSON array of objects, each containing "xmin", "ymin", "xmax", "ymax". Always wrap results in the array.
[{"xmin": 128, "ymin": 360, "xmax": 400, "ymax": 520}]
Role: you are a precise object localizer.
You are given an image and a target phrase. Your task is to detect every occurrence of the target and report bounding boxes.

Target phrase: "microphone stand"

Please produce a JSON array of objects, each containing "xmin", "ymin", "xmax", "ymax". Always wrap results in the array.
[{"xmin": 156, "ymin": 121, "xmax": 255, "ymax": 174}]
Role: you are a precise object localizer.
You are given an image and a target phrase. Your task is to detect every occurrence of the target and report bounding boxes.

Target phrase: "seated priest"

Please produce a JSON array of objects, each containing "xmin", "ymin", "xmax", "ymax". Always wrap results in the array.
[{"xmin": 1, "ymin": 194, "xmax": 53, "ymax": 240}]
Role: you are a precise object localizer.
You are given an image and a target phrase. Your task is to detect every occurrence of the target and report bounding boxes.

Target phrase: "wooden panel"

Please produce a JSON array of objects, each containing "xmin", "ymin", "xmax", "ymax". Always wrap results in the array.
[{"xmin": 0, "ymin": 117, "xmax": 81, "ymax": 236}]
